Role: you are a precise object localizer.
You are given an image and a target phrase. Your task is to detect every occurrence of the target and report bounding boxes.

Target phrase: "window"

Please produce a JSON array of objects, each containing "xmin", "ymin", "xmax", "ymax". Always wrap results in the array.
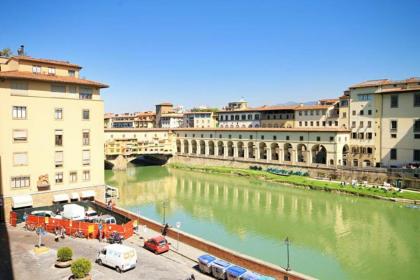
[
  {"xmin": 55, "ymin": 130, "xmax": 63, "ymax": 146},
  {"xmin": 330, "ymin": 136, "xmax": 334, "ymax": 141},
  {"xmin": 55, "ymin": 151, "xmax": 64, "ymax": 167},
  {"xmin": 335, "ymin": 121, "xmax": 338, "ymax": 126},
  {"xmin": 359, "ymin": 110, "xmax": 364, "ymax": 115},
  {"xmin": 80, "ymin": 87, "xmax": 93, "ymax": 99},
  {"xmin": 11, "ymin": 81, "xmax": 28, "ymax": 94},
  {"xmin": 82, "ymin": 109, "xmax": 90, "ymax": 120},
  {"xmin": 68, "ymin": 85, "xmax": 78, "ymax": 94},
  {"xmin": 390, "ymin": 95, "xmax": 399, "ymax": 108},
  {"xmin": 32, "ymin": 65, "xmax": 41, "ymax": 73},
  {"xmin": 352, "ymin": 121, "xmax": 356, "ymax": 128},
  {"xmin": 11, "ymin": 176, "xmax": 30, "ymax": 189},
  {"xmin": 357, "ymin": 94, "xmax": 371, "ymax": 101},
  {"xmin": 310, "ymin": 121, "xmax": 314, "ymax": 126},
  {"xmin": 254, "ymin": 114, "xmax": 260, "ymax": 120},
  {"xmin": 352, "ymin": 110, "xmax": 356, "ymax": 116},
  {"xmin": 273, "ymin": 136, "xmax": 277, "ymax": 140},
  {"xmin": 239, "ymin": 135, "xmax": 242, "ymax": 139},
  {"xmin": 68, "ymin": 70, "xmax": 75, "ymax": 77},
  {"xmin": 298, "ymin": 111, "xmax": 302, "ymax": 116},
  {"xmin": 414, "ymin": 150, "xmax": 420, "ymax": 162},
  {"xmin": 286, "ymin": 136, "xmax": 290, "ymax": 140},
  {"xmin": 55, "ymin": 173, "xmax": 63, "ymax": 184},
  {"xmin": 48, "ymin": 67, "xmax": 56, "ymax": 75},
  {"xmin": 69, "ymin": 172, "xmax": 77, "ymax": 183},
  {"xmin": 390, "ymin": 149, "xmax": 397, "ymax": 160},
  {"xmin": 415, "ymin": 134, "xmax": 420, "ymax": 139},
  {"xmin": 310, "ymin": 110, "xmax": 314, "ymax": 116},
  {"xmin": 304, "ymin": 121, "xmax": 308, "ymax": 126},
  {"xmin": 390, "ymin": 120, "xmax": 398, "ymax": 131},
  {"xmin": 316, "ymin": 121, "xmax": 320, "ymax": 126},
  {"xmin": 414, "ymin": 93, "xmax": 420, "ymax": 107},
  {"xmin": 391, "ymin": 134, "xmax": 397, "ymax": 138},
  {"xmin": 12, "ymin": 106, "xmax": 27, "ymax": 119},
  {"xmin": 13, "ymin": 129, "xmax": 27, "ymax": 142},
  {"xmin": 83, "ymin": 170, "xmax": 90, "ymax": 181},
  {"xmin": 367, "ymin": 132, "xmax": 373, "ymax": 139},
  {"xmin": 249, "ymin": 135, "xmax": 253, "ymax": 140},
  {"xmin": 316, "ymin": 110, "xmax": 320, "ymax": 116},
  {"xmin": 360, "ymin": 121, "xmax": 364, "ymax": 128},
  {"xmin": 342, "ymin": 112, "xmax": 347, "ymax": 118},
  {"xmin": 316, "ymin": 136, "xmax": 321, "ymax": 141},
  {"xmin": 352, "ymin": 132, "xmax": 357, "ymax": 139},
  {"xmin": 82, "ymin": 150, "xmax": 90, "ymax": 165},
  {"xmin": 261, "ymin": 135, "xmax": 264, "ymax": 140},
  {"xmin": 414, "ymin": 120, "xmax": 420, "ymax": 133},
  {"xmin": 329, "ymin": 121, "xmax": 332, "ymax": 126},
  {"xmin": 304, "ymin": 111, "xmax": 308, "ymax": 116},
  {"xmin": 368, "ymin": 110, "xmax": 372, "ymax": 115},
  {"xmin": 235, "ymin": 115, "xmax": 239, "ymax": 121},
  {"xmin": 54, "ymin": 108, "xmax": 63, "ymax": 120},
  {"xmin": 51, "ymin": 84, "xmax": 66, "ymax": 93},
  {"xmin": 13, "ymin": 152, "xmax": 28, "ymax": 166},
  {"xmin": 322, "ymin": 121, "xmax": 326, "ymax": 126},
  {"xmin": 299, "ymin": 121, "xmax": 302, "ymax": 126},
  {"xmin": 367, "ymin": 121, "xmax": 372, "ymax": 128},
  {"xmin": 247, "ymin": 114, "xmax": 252, "ymax": 120},
  {"xmin": 300, "ymin": 136, "xmax": 304, "ymax": 141}
]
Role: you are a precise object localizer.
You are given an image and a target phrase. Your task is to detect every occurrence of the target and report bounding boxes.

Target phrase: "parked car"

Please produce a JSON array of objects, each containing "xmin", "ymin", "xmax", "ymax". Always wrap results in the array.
[
  {"xmin": 31, "ymin": 210, "xmax": 62, "ymax": 219},
  {"xmin": 62, "ymin": 204, "xmax": 86, "ymax": 221},
  {"xmin": 85, "ymin": 209, "xmax": 98, "ymax": 222},
  {"xmin": 143, "ymin": 235, "xmax": 169, "ymax": 254},
  {"xmin": 96, "ymin": 244, "xmax": 137, "ymax": 273},
  {"xmin": 94, "ymin": 214, "xmax": 117, "ymax": 224}
]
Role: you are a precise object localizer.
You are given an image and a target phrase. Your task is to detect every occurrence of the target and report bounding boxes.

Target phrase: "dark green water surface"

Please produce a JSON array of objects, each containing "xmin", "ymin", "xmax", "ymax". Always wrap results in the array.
[{"xmin": 105, "ymin": 166, "xmax": 420, "ymax": 280}]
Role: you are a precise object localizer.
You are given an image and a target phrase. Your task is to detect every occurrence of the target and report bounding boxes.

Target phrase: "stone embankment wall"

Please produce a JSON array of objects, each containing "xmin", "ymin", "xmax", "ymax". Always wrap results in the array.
[
  {"xmin": 170, "ymin": 155, "xmax": 420, "ymax": 188},
  {"xmin": 95, "ymin": 201, "xmax": 315, "ymax": 280}
]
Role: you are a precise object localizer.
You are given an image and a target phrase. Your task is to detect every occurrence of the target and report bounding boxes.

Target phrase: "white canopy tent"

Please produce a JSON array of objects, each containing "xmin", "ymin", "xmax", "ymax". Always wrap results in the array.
[
  {"xmin": 53, "ymin": 193, "xmax": 69, "ymax": 203},
  {"xmin": 12, "ymin": 195, "xmax": 33, "ymax": 209},
  {"xmin": 71, "ymin": 192, "xmax": 80, "ymax": 201},
  {"xmin": 81, "ymin": 190, "xmax": 95, "ymax": 198}
]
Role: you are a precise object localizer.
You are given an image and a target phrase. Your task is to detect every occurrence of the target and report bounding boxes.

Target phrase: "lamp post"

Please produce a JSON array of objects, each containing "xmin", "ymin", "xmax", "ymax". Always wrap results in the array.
[
  {"xmin": 285, "ymin": 237, "xmax": 291, "ymax": 271},
  {"xmin": 162, "ymin": 201, "xmax": 167, "ymax": 225},
  {"xmin": 176, "ymin": 221, "xmax": 181, "ymax": 251}
]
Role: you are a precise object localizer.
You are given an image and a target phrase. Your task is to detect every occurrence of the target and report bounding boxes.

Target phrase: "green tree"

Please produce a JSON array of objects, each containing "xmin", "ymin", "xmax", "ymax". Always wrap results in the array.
[{"xmin": 0, "ymin": 48, "xmax": 13, "ymax": 57}]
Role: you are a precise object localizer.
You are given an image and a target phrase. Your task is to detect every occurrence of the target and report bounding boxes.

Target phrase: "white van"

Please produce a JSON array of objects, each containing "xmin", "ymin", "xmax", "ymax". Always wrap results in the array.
[
  {"xmin": 96, "ymin": 244, "xmax": 137, "ymax": 273},
  {"xmin": 62, "ymin": 204, "xmax": 85, "ymax": 221}
]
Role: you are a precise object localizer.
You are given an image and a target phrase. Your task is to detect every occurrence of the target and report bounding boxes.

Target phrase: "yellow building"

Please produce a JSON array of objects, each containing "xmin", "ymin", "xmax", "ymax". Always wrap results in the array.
[{"xmin": 0, "ymin": 54, "xmax": 108, "ymax": 220}]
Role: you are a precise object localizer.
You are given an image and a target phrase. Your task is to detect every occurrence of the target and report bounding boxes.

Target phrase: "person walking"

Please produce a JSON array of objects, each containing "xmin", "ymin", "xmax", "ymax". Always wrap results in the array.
[{"xmin": 98, "ymin": 223, "xmax": 103, "ymax": 242}]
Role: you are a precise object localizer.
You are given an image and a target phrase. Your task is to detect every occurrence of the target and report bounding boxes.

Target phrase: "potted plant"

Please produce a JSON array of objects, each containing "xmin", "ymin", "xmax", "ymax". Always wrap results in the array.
[
  {"xmin": 55, "ymin": 247, "xmax": 73, "ymax": 268},
  {"xmin": 71, "ymin": 258, "xmax": 92, "ymax": 280}
]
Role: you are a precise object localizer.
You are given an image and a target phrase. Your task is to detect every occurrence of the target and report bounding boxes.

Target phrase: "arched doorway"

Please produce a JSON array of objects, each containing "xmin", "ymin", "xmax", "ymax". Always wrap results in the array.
[
  {"xmin": 199, "ymin": 140, "xmax": 205, "ymax": 155},
  {"xmin": 217, "ymin": 141, "xmax": 224, "ymax": 156},
  {"xmin": 342, "ymin": 144, "xmax": 349, "ymax": 166},
  {"xmin": 208, "ymin": 141, "xmax": 215, "ymax": 156},
  {"xmin": 227, "ymin": 141, "xmax": 234, "ymax": 157},
  {"xmin": 259, "ymin": 142, "xmax": 267, "ymax": 160},
  {"xmin": 191, "ymin": 140, "xmax": 197, "ymax": 154},
  {"xmin": 183, "ymin": 140, "xmax": 189, "ymax": 154},
  {"xmin": 284, "ymin": 143, "xmax": 292, "ymax": 162},
  {"xmin": 248, "ymin": 142, "xmax": 255, "ymax": 158},
  {"xmin": 312, "ymin": 144, "xmax": 327, "ymax": 164},
  {"xmin": 237, "ymin": 141, "xmax": 244, "ymax": 157},
  {"xmin": 176, "ymin": 140, "xmax": 181, "ymax": 153},
  {"xmin": 297, "ymin": 144, "xmax": 308, "ymax": 163},
  {"xmin": 271, "ymin": 143, "xmax": 279, "ymax": 160}
]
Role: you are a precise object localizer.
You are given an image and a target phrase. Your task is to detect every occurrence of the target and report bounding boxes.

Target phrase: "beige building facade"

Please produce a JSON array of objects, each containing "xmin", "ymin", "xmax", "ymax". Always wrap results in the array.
[{"xmin": 0, "ymin": 55, "xmax": 107, "ymax": 220}]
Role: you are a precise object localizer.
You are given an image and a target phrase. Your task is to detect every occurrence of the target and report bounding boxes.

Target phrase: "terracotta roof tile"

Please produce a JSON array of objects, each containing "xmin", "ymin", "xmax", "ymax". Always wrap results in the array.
[
  {"xmin": 10, "ymin": 56, "xmax": 82, "ymax": 69},
  {"xmin": 0, "ymin": 70, "xmax": 108, "ymax": 88}
]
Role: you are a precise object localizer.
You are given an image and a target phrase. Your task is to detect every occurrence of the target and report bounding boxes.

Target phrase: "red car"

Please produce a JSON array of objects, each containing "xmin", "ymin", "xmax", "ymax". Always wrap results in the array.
[{"xmin": 143, "ymin": 235, "xmax": 170, "ymax": 254}]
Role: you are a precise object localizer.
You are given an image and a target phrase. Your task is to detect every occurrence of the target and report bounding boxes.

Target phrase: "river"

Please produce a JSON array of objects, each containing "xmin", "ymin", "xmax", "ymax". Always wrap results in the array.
[{"xmin": 105, "ymin": 166, "xmax": 420, "ymax": 280}]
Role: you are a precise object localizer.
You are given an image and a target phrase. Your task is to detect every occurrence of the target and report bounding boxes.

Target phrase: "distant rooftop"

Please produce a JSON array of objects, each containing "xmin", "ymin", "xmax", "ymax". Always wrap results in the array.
[
  {"xmin": 350, "ymin": 77, "xmax": 420, "ymax": 89},
  {"xmin": 8, "ymin": 55, "xmax": 82, "ymax": 69}
]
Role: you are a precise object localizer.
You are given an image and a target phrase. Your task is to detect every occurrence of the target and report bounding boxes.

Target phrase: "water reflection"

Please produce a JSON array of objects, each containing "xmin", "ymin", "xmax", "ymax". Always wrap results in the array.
[{"xmin": 106, "ymin": 166, "xmax": 420, "ymax": 280}]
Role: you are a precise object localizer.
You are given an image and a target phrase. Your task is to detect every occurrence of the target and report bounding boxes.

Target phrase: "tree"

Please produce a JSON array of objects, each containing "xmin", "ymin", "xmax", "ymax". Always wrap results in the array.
[{"xmin": 0, "ymin": 48, "xmax": 13, "ymax": 57}]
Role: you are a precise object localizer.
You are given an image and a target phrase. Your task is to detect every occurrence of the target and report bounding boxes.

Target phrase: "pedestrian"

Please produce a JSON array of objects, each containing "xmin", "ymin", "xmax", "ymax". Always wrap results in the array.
[
  {"xmin": 22, "ymin": 212, "xmax": 28, "ymax": 222},
  {"xmin": 162, "ymin": 223, "xmax": 169, "ymax": 236}
]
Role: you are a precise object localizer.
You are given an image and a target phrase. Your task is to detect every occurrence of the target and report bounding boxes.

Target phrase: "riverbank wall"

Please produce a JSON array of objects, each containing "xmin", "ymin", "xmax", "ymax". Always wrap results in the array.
[
  {"xmin": 95, "ymin": 200, "xmax": 316, "ymax": 280},
  {"xmin": 170, "ymin": 155, "xmax": 420, "ymax": 189}
]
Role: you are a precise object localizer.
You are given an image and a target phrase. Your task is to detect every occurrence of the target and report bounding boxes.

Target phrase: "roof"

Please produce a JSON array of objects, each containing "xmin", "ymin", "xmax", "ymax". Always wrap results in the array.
[
  {"xmin": 105, "ymin": 244, "xmax": 135, "ymax": 252},
  {"xmin": 350, "ymin": 77, "xmax": 420, "ymax": 89},
  {"xmin": 156, "ymin": 102, "xmax": 173, "ymax": 106},
  {"xmin": 184, "ymin": 111, "xmax": 213, "ymax": 115},
  {"xmin": 255, "ymin": 105, "xmax": 298, "ymax": 111},
  {"xmin": 294, "ymin": 105, "xmax": 330, "ymax": 110},
  {"xmin": 150, "ymin": 235, "xmax": 166, "ymax": 242},
  {"xmin": 0, "ymin": 70, "xmax": 108, "ymax": 88},
  {"xmin": 161, "ymin": 113, "xmax": 183, "ymax": 118},
  {"xmin": 175, "ymin": 127, "xmax": 350, "ymax": 132},
  {"xmin": 9, "ymin": 56, "xmax": 82, "ymax": 69}
]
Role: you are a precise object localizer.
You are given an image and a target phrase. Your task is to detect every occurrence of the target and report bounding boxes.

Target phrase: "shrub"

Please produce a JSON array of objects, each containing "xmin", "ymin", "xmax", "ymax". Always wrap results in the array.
[
  {"xmin": 71, "ymin": 258, "xmax": 91, "ymax": 279},
  {"xmin": 57, "ymin": 247, "xmax": 72, "ymax": 262}
]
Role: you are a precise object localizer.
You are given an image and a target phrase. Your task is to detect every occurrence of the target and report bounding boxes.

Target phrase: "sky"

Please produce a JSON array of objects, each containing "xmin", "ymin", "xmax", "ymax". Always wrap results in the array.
[{"xmin": 1, "ymin": 0, "xmax": 419, "ymax": 113}]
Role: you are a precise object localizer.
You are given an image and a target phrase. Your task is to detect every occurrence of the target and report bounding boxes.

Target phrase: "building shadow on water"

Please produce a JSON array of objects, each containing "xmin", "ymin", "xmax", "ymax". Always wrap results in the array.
[{"xmin": 0, "ymin": 161, "xmax": 15, "ymax": 280}]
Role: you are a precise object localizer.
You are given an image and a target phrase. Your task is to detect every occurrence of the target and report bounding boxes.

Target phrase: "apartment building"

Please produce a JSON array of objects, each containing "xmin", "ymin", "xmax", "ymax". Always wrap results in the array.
[
  {"xmin": 0, "ymin": 53, "xmax": 107, "ymax": 220},
  {"xmin": 104, "ymin": 111, "xmax": 156, "ymax": 129},
  {"xmin": 160, "ymin": 113, "xmax": 184, "ymax": 128},
  {"xmin": 348, "ymin": 78, "xmax": 420, "ymax": 167},
  {"xmin": 183, "ymin": 111, "xmax": 216, "ymax": 128},
  {"xmin": 259, "ymin": 106, "xmax": 295, "ymax": 128},
  {"xmin": 218, "ymin": 100, "xmax": 261, "ymax": 128},
  {"xmin": 295, "ymin": 100, "xmax": 340, "ymax": 129}
]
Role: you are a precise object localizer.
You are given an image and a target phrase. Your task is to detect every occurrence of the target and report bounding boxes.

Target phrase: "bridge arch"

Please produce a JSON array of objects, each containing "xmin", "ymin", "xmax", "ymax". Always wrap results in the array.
[{"xmin": 284, "ymin": 143, "xmax": 292, "ymax": 162}]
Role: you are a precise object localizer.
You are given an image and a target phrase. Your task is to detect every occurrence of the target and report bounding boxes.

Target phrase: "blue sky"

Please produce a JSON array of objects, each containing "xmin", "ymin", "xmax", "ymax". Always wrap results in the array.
[{"xmin": 1, "ymin": 0, "xmax": 419, "ymax": 113}]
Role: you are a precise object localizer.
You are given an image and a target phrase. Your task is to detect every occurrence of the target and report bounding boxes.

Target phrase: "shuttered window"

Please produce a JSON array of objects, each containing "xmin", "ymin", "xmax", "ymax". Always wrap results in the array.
[
  {"xmin": 13, "ymin": 152, "xmax": 28, "ymax": 166},
  {"xmin": 13, "ymin": 130, "xmax": 27, "ymax": 142},
  {"xmin": 82, "ymin": 150, "xmax": 90, "ymax": 165},
  {"xmin": 11, "ymin": 176, "xmax": 30, "ymax": 189},
  {"xmin": 55, "ymin": 151, "xmax": 63, "ymax": 167}
]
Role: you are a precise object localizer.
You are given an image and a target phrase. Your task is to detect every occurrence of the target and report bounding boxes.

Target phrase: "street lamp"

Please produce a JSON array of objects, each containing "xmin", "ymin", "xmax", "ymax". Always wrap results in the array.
[
  {"xmin": 176, "ymin": 221, "xmax": 181, "ymax": 251},
  {"xmin": 285, "ymin": 237, "xmax": 291, "ymax": 271},
  {"xmin": 162, "ymin": 201, "xmax": 167, "ymax": 225}
]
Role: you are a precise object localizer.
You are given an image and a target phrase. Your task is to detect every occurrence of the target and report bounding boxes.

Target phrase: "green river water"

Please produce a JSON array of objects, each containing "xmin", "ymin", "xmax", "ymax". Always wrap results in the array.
[{"xmin": 105, "ymin": 166, "xmax": 420, "ymax": 280}]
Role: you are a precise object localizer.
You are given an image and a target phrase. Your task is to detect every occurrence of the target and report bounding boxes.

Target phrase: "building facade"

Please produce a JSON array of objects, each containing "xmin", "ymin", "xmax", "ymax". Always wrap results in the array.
[
  {"xmin": 183, "ymin": 112, "xmax": 216, "ymax": 128},
  {"xmin": 0, "ymin": 54, "xmax": 107, "ymax": 220}
]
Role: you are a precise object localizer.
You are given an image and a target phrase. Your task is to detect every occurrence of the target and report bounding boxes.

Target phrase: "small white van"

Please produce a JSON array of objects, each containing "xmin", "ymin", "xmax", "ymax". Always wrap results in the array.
[{"xmin": 96, "ymin": 244, "xmax": 137, "ymax": 273}]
